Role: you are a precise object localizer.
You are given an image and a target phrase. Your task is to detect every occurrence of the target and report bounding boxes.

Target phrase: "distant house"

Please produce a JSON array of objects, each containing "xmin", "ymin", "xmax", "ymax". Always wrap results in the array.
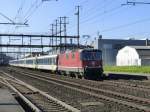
[{"xmin": 116, "ymin": 46, "xmax": 150, "ymax": 66}]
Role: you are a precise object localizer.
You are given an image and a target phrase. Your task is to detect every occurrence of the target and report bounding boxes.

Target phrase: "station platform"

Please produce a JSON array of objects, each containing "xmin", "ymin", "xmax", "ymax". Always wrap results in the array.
[
  {"xmin": 0, "ymin": 89, "xmax": 24, "ymax": 112},
  {"xmin": 104, "ymin": 72, "xmax": 150, "ymax": 80}
]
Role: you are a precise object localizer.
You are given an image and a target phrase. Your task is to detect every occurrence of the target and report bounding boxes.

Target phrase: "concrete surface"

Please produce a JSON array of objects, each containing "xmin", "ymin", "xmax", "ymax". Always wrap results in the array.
[{"xmin": 0, "ymin": 89, "xmax": 24, "ymax": 112}]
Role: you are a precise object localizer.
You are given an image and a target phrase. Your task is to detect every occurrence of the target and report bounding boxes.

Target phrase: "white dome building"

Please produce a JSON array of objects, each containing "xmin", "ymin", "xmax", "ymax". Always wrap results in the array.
[{"xmin": 117, "ymin": 46, "xmax": 150, "ymax": 66}]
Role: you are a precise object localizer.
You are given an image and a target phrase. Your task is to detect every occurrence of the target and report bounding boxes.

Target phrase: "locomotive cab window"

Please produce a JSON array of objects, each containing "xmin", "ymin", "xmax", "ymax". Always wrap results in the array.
[{"xmin": 81, "ymin": 50, "xmax": 102, "ymax": 60}]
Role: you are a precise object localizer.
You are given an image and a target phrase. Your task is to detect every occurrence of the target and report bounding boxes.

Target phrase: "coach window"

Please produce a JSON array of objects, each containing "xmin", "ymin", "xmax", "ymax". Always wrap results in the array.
[
  {"xmin": 54, "ymin": 58, "xmax": 56, "ymax": 65},
  {"xmin": 38, "ymin": 59, "xmax": 40, "ymax": 64},
  {"xmin": 46, "ymin": 58, "xmax": 49, "ymax": 65},
  {"xmin": 47, "ymin": 58, "xmax": 49, "ymax": 64},
  {"xmin": 66, "ymin": 54, "xmax": 69, "ymax": 59},
  {"xmin": 47, "ymin": 58, "xmax": 49, "ymax": 65},
  {"xmin": 39, "ymin": 59, "xmax": 41, "ymax": 64},
  {"xmin": 43, "ymin": 59, "xmax": 45, "ymax": 65},
  {"xmin": 40, "ymin": 59, "xmax": 42, "ymax": 64},
  {"xmin": 72, "ymin": 53, "xmax": 75, "ymax": 59},
  {"xmin": 44, "ymin": 59, "xmax": 46, "ymax": 65},
  {"xmin": 46, "ymin": 59, "xmax": 47, "ymax": 65},
  {"xmin": 49, "ymin": 58, "xmax": 51, "ymax": 64}
]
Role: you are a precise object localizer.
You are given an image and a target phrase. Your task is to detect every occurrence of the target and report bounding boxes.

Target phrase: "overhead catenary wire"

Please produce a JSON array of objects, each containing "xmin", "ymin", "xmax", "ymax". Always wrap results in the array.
[
  {"xmin": 67, "ymin": 4, "xmax": 123, "ymax": 33},
  {"xmin": 81, "ymin": 5, "xmax": 123, "ymax": 25},
  {"xmin": 24, "ymin": 0, "xmax": 43, "ymax": 24},
  {"xmin": 13, "ymin": 0, "xmax": 26, "ymax": 33},
  {"xmin": 101, "ymin": 17, "xmax": 150, "ymax": 33},
  {"xmin": 23, "ymin": 0, "xmax": 56, "ymax": 24},
  {"xmin": 23, "ymin": 0, "xmax": 39, "ymax": 20},
  {"xmin": 81, "ymin": 0, "xmax": 114, "ymax": 20},
  {"xmin": 0, "ymin": 12, "xmax": 15, "ymax": 23},
  {"xmin": 14, "ymin": 0, "xmax": 25, "ymax": 21},
  {"xmin": 88, "ymin": 5, "xmax": 133, "ymax": 37},
  {"xmin": 69, "ymin": 0, "xmax": 117, "ymax": 29},
  {"xmin": 67, "ymin": 0, "xmax": 123, "ymax": 35}
]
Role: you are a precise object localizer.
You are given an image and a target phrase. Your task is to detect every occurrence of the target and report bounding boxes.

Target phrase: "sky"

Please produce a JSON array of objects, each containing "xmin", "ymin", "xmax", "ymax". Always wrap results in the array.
[{"xmin": 0, "ymin": 0, "xmax": 150, "ymax": 45}]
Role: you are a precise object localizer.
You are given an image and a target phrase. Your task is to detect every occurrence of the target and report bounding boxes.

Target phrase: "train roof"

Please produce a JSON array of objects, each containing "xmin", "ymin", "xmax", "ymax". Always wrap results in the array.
[
  {"xmin": 9, "ymin": 54, "xmax": 58, "ymax": 62},
  {"xmin": 36, "ymin": 54, "xmax": 57, "ymax": 59},
  {"xmin": 61, "ymin": 48, "xmax": 101, "ymax": 54}
]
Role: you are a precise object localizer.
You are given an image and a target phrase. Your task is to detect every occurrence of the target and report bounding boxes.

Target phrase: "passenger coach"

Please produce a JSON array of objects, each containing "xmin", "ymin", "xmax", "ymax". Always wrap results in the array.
[{"xmin": 9, "ymin": 55, "xmax": 57, "ymax": 72}]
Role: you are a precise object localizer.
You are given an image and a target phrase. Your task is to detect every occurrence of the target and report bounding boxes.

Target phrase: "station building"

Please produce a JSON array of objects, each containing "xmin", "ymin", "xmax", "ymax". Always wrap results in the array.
[
  {"xmin": 94, "ymin": 38, "xmax": 150, "ymax": 66},
  {"xmin": 117, "ymin": 46, "xmax": 150, "ymax": 66}
]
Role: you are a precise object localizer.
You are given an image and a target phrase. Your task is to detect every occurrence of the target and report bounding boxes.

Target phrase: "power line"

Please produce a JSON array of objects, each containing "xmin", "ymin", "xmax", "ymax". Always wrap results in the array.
[
  {"xmin": 23, "ymin": 0, "xmax": 39, "ymax": 20},
  {"xmin": 0, "ymin": 12, "xmax": 28, "ymax": 26},
  {"xmin": 67, "ymin": 1, "xmax": 122, "ymax": 32},
  {"xmin": 101, "ymin": 17, "xmax": 150, "ymax": 33},
  {"xmin": 24, "ymin": 0, "xmax": 42, "ymax": 23},
  {"xmin": 14, "ymin": 0, "xmax": 25, "ymax": 21},
  {"xmin": 81, "ymin": 5, "xmax": 122, "ymax": 25},
  {"xmin": 83, "ymin": 5, "xmax": 133, "ymax": 30},
  {"xmin": 13, "ymin": 0, "xmax": 26, "ymax": 33},
  {"xmin": 65, "ymin": 0, "xmax": 114, "ymax": 35},
  {"xmin": 0, "ymin": 12, "xmax": 15, "ymax": 23},
  {"xmin": 81, "ymin": 0, "xmax": 114, "ymax": 20},
  {"xmin": 24, "ymin": 0, "xmax": 58, "ymax": 24}
]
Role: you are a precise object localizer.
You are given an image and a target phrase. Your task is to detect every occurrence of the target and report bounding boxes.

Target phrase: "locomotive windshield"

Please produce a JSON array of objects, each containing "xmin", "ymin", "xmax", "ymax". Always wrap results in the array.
[{"xmin": 81, "ymin": 50, "xmax": 102, "ymax": 60}]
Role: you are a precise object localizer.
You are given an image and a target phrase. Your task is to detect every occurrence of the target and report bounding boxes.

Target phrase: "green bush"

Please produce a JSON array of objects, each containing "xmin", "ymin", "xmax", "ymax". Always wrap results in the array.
[{"xmin": 104, "ymin": 66, "xmax": 150, "ymax": 74}]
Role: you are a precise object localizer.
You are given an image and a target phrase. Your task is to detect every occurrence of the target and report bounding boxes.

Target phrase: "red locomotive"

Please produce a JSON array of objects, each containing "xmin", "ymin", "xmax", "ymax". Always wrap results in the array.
[{"xmin": 58, "ymin": 49, "xmax": 103, "ymax": 79}]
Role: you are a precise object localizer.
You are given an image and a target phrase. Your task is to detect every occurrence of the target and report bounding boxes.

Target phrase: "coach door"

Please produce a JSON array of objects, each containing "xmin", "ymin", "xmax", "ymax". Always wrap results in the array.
[{"xmin": 35, "ymin": 56, "xmax": 38, "ymax": 69}]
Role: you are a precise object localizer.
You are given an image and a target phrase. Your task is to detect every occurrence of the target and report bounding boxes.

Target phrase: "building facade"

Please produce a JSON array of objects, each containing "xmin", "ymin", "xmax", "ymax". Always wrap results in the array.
[{"xmin": 94, "ymin": 38, "xmax": 150, "ymax": 66}]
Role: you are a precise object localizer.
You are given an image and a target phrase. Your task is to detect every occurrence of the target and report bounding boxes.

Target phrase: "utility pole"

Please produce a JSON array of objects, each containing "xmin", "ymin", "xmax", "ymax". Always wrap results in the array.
[
  {"xmin": 75, "ymin": 6, "xmax": 81, "ymax": 48},
  {"xmin": 54, "ymin": 19, "xmax": 58, "ymax": 53},
  {"xmin": 63, "ymin": 16, "xmax": 68, "ymax": 41},
  {"xmin": 50, "ymin": 24, "xmax": 54, "ymax": 54},
  {"xmin": 59, "ymin": 17, "xmax": 62, "ymax": 45},
  {"xmin": 50, "ymin": 24, "xmax": 54, "ymax": 47},
  {"xmin": 55, "ymin": 20, "xmax": 58, "ymax": 45}
]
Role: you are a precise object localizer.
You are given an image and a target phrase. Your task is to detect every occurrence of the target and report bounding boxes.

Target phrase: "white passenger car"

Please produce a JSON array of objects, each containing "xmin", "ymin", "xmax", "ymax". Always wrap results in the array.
[{"xmin": 9, "ymin": 54, "xmax": 58, "ymax": 72}]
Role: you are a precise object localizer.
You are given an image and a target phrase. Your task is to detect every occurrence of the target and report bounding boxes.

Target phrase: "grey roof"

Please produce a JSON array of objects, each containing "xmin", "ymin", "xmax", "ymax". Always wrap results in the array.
[
  {"xmin": 128, "ymin": 46, "xmax": 150, "ymax": 50},
  {"xmin": 126, "ymin": 46, "xmax": 150, "ymax": 59}
]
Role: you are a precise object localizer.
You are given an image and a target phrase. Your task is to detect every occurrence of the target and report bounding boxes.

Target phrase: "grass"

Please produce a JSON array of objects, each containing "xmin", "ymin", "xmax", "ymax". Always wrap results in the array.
[{"xmin": 104, "ymin": 66, "xmax": 150, "ymax": 74}]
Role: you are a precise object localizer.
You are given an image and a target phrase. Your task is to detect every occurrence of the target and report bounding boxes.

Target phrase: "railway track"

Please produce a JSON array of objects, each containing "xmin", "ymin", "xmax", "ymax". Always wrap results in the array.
[
  {"xmin": 9, "ymin": 67, "xmax": 150, "ymax": 99},
  {"xmin": 9, "ymin": 66, "xmax": 150, "ymax": 89},
  {"xmin": 106, "ymin": 79, "xmax": 150, "ymax": 89},
  {"xmin": 3, "ymin": 67, "xmax": 150, "ymax": 112},
  {"xmin": 0, "ymin": 71, "xmax": 80, "ymax": 112}
]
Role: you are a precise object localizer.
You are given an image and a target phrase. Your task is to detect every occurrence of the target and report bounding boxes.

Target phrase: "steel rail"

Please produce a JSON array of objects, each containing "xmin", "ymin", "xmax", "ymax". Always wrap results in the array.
[
  {"xmin": 11, "ymin": 69, "xmax": 150, "ymax": 104},
  {"xmin": 0, "ymin": 78, "xmax": 41, "ymax": 112},
  {"xmin": 6, "ymin": 69, "xmax": 150, "ymax": 112},
  {"xmin": 11, "ymin": 67, "xmax": 150, "ymax": 93},
  {"xmin": 1, "ymin": 71, "xmax": 81, "ymax": 112}
]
